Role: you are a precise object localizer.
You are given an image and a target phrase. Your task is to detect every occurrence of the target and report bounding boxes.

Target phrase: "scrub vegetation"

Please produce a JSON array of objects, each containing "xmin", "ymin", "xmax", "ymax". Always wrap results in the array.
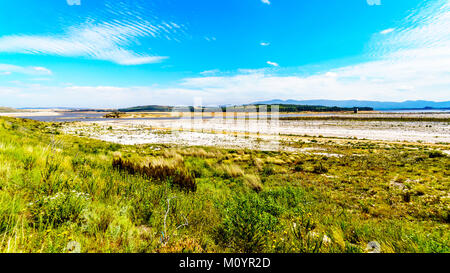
[{"xmin": 0, "ymin": 116, "xmax": 448, "ymax": 253}]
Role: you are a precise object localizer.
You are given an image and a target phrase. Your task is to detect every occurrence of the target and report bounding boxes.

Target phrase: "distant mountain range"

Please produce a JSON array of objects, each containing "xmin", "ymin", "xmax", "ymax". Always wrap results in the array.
[
  {"xmin": 252, "ymin": 100, "xmax": 450, "ymax": 110},
  {"xmin": 118, "ymin": 104, "xmax": 373, "ymax": 113}
]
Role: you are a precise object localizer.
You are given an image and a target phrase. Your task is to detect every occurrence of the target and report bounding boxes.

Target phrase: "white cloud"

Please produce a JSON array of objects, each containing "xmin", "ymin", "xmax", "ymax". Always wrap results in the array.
[
  {"xmin": 32, "ymin": 67, "xmax": 52, "ymax": 75},
  {"xmin": 266, "ymin": 61, "xmax": 279, "ymax": 67},
  {"xmin": 0, "ymin": 84, "xmax": 209, "ymax": 108},
  {"xmin": 260, "ymin": 42, "xmax": 270, "ymax": 46},
  {"xmin": 325, "ymin": 72, "xmax": 338, "ymax": 78},
  {"xmin": 200, "ymin": 69, "xmax": 220, "ymax": 76},
  {"xmin": 0, "ymin": 19, "xmax": 180, "ymax": 65},
  {"xmin": 380, "ymin": 28, "xmax": 395, "ymax": 35},
  {"xmin": 0, "ymin": 64, "xmax": 52, "ymax": 76},
  {"xmin": 204, "ymin": 36, "xmax": 217, "ymax": 42},
  {"xmin": 261, "ymin": 0, "xmax": 271, "ymax": 5}
]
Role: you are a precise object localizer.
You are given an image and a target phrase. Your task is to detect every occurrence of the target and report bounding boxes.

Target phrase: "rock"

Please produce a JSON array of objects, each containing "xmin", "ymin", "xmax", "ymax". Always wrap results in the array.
[
  {"xmin": 365, "ymin": 241, "xmax": 381, "ymax": 253},
  {"xmin": 65, "ymin": 241, "xmax": 81, "ymax": 253}
]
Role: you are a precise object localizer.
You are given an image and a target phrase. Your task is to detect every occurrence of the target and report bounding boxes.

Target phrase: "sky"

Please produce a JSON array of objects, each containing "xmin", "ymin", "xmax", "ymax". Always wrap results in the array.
[{"xmin": 0, "ymin": 0, "xmax": 449, "ymax": 108}]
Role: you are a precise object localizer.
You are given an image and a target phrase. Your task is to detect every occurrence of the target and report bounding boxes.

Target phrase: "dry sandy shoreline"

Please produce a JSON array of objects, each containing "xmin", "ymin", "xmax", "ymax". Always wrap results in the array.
[{"xmin": 61, "ymin": 114, "xmax": 450, "ymax": 152}]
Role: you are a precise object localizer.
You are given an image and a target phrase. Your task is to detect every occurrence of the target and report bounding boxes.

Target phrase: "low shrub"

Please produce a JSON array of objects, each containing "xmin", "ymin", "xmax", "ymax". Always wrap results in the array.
[
  {"xmin": 262, "ymin": 164, "xmax": 275, "ymax": 176},
  {"xmin": 129, "ymin": 193, "xmax": 154, "ymax": 226},
  {"xmin": 215, "ymin": 194, "xmax": 280, "ymax": 253},
  {"xmin": 243, "ymin": 174, "xmax": 263, "ymax": 192},
  {"xmin": 112, "ymin": 157, "xmax": 196, "ymax": 192},
  {"xmin": 428, "ymin": 150, "xmax": 446, "ymax": 158},
  {"xmin": 294, "ymin": 162, "xmax": 304, "ymax": 172},
  {"xmin": 29, "ymin": 190, "xmax": 90, "ymax": 227},
  {"xmin": 184, "ymin": 157, "xmax": 212, "ymax": 178},
  {"xmin": 216, "ymin": 163, "xmax": 244, "ymax": 179},
  {"xmin": 82, "ymin": 204, "xmax": 116, "ymax": 234},
  {"xmin": 312, "ymin": 163, "xmax": 328, "ymax": 174}
]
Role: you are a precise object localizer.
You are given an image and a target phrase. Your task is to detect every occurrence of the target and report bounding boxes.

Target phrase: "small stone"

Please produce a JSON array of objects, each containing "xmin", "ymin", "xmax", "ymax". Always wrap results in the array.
[
  {"xmin": 65, "ymin": 241, "xmax": 81, "ymax": 253},
  {"xmin": 365, "ymin": 241, "xmax": 381, "ymax": 253}
]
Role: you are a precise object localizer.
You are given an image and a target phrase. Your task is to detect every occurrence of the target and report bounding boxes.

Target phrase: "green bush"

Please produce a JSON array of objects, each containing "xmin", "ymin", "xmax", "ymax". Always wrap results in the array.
[
  {"xmin": 312, "ymin": 163, "xmax": 328, "ymax": 174},
  {"xmin": 215, "ymin": 194, "xmax": 280, "ymax": 253},
  {"xmin": 184, "ymin": 157, "xmax": 211, "ymax": 178},
  {"xmin": 291, "ymin": 213, "xmax": 323, "ymax": 253},
  {"xmin": 129, "ymin": 192, "xmax": 154, "ymax": 226},
  {"xmin": 30, "ymin": 190, "xmax": 90, "ymax": 227},
  {"xmin": 260, "ymin": 187, "xmax": 308, "ymax": 211},
  {"xmin": 262, "ymin": 164, "xmax": 275, "ymax": 176},
  {"xmin": 428, "ymin": 150, "xmax": 446, "ymax": 158},
  {"xmin": 82, "ymin": 204, "xmax": 116, "ymax": 234},
  {"xmin": 294, "ymin": 163, "xmax": 304, "ymax": 172}
]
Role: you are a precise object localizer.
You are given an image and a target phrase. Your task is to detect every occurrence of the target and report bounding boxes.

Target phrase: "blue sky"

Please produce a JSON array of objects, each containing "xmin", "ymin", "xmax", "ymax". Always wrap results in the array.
[{"xmin": 0, "ymin": 0, "xmax": 449, "ymax": 108}]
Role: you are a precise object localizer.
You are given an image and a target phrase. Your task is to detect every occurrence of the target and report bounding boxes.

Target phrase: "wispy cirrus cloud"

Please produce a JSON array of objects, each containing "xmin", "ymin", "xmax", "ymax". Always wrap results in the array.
[
  {"xmin": 0, "ymin": 19, "xmax": 183, "ymax": 65},
  {"xmin": 0, "ymin": 64, "xmax": 52, "ymax": 76},
  {"xmin": 380, "ymin": 28, "xmax": 395, "ymax": 35},
  {"xmin": 204, "ymin": 36, "xmax": 217, "ymax": 42},
  {"xmin": 266, "ymin": 61, "xmax": 279, "ymax": 67},
  {"xmin": 261, "ymin": 0, "xmax": 271, "ymax": 5},
  {"xmin": 200, "ymin": 69, "xmax": 220, "ymax": 76}
]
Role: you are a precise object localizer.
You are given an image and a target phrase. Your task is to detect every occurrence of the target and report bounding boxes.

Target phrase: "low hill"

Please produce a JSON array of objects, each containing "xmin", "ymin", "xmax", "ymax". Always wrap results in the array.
[
  {"xmin": 0, "ymin": 106, "xmax": 18, "ymax": 113},
  {"xmin": 119, "ymin": 105, "xmax": 177, "ymax": 112}
]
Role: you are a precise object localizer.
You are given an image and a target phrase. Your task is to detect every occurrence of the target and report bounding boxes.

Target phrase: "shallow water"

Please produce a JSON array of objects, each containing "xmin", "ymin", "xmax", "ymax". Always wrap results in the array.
[
  {"xmin": 16, "ymin": 112, "xmax": 347, "ymax": 122},
  {"xmin": 16, "ymin": 112, "xmax": 106, "ymax": 122}
]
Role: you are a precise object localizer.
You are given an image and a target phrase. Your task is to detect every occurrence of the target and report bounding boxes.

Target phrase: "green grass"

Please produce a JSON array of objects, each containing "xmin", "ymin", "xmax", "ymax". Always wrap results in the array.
[{"xmin": 0, "ymin": 116, "xmax": 448, "ymax": 253}]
